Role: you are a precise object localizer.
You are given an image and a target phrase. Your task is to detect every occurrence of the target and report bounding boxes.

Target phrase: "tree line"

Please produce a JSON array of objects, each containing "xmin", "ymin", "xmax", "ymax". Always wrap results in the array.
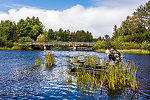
[
  {"xmin": 112, "ymin": 1, "xmax": 150, "ymax": 43},
  {"xmin": 0, "ymin": 16, "xmax": 93, "ymax": 47},
  {"xmin": 95, "ymin": 1, "xmax": 150, "ymax": 51}
]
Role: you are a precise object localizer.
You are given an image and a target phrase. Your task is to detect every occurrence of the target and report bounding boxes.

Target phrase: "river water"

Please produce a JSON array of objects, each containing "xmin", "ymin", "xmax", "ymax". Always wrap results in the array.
[{"xmin": 0, "ymin": 50, "xmax": 149, "ymax": 99}]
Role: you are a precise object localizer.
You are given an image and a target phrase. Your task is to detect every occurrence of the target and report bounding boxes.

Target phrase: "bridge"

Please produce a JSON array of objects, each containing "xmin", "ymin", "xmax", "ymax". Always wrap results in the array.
[{"xmin": 26, "ymin": 42, "xmax": 96, "ymax": 51}]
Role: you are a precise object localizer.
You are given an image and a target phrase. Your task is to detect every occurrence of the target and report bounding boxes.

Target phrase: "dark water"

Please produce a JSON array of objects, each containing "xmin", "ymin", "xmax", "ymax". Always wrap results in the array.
[{"xmin": 0, "ymin": 50, "xmax": 149, "ymax": 99}]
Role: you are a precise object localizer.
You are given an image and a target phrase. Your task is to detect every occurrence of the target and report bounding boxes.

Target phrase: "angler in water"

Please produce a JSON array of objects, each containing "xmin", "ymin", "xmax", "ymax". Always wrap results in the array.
[{"xmin": 105, "ymin": 49, "xmax": 123, "ymax": 65}]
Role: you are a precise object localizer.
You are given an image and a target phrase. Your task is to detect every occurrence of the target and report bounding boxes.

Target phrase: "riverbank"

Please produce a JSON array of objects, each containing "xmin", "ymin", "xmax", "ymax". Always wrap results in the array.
[
  {"xmin": 0, "ymin": 46, "xmax": 150, "ymax": 54},
  {"xmin": 95, "ymin": 49, "xmax": 150, "ymax": 54},
  {"xmin": 0, "ymin": 46, "xmax": 32, "ymax": 51}
]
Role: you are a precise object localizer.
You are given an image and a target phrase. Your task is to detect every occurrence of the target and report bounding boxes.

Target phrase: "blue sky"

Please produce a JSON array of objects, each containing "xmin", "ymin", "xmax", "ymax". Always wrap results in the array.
[
  {"xmin": 0, "ymin": 0, "xmax": 148, "ymax": 37},
  {"xmin": 0, "ymin": 0, "xmax": 92, "ymax": 12}
]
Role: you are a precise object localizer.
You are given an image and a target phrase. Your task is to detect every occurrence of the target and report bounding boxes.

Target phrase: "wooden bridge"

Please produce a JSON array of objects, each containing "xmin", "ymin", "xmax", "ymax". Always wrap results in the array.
[{"xmin": 26, "ymin": 42, "xmax": 96, "ymax": 51}]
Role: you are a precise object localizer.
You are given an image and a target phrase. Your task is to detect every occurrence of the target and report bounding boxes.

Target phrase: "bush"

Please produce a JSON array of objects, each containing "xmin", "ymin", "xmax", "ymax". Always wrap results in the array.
[
  {"xmin": 18, "ymin": 36, "xmax": 34, "ymax": 43},
  {"xmin": 36, "ymin": 34, "xmax": 45, "ymax": 42},
  {"xmin": 141, "ymin": 41, "xmax": 150, "ymax": 51},
  {"xmin": 0, "ymin": 37, "xmax": 14, "ymax": 47},
  {"xmin": 94, "ymin": 40, "xmax": 105, "ymax": 49},
  {"xmin": 11, "ymin": 46, "xmax": 22, "ymax": 50},
  {"xmin": 94, "ymin": 40, "xmax": 113, "ymax": 49}
]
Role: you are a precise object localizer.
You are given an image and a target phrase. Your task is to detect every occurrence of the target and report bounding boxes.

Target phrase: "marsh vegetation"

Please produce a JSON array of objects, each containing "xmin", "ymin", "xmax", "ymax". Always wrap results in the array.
[
  {"xmin": 66, "ymin": 55, "xmax": 138, "ymax": 96},
  {"xmin": 35, "ymin": 52, "xmax": 55, "ymax": 67}
]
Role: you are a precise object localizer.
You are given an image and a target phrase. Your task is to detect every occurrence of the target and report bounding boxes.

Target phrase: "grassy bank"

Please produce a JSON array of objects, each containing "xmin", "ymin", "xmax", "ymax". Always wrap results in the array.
[
  {"xmin": 95, "ymin": 49, "xmax": 150, "ymax": 54},
  {"xmin": 95, "ymin": 49, "xmax": 105, "ymax": 53},
  {"xmin": 118, "ymin": 49, "xmax": 150, "ymax": 54},
  {"xmin": 0, "ymin": 46, "xmax": 32, "ymax": 51},
  {"xmin": 0, "ymin": 47, "xmax": 12, "ymax": 50},
  {"xmin": 1, "ymin": 46, "xmax": 149, "ymax": 54}
]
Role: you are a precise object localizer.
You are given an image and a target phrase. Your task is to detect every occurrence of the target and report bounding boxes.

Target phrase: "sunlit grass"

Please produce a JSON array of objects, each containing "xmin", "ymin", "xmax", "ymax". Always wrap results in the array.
[
  {"xmin": 95, "ymin": 49, "xmax": 105, "ymax": 52},
  {"xmin": 118, "ymin": 49, "xmax": 150, "ymax": 54},
  {"xmin": 0, "ymin": 46, "xmax": 32, "ymax": 50},
  {"xmin": 0, "ymin": 46, "xmax": 11, "ymax": 50},
  {"xmin": 95, "ymin": 49, "xmax": 150, "ymax": 54}
]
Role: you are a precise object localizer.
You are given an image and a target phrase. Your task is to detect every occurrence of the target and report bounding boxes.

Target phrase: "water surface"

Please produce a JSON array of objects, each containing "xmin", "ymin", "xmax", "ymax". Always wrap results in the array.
[{"xmin": 0, "ymin": 50, "xmax": 149, "ymax": 99}]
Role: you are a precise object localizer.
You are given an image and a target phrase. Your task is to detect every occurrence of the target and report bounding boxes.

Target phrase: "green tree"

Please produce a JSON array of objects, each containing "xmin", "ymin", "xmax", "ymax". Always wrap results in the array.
[{"xmin": 36, "ymin": 34, "xmax": 45, "ymax": 42}]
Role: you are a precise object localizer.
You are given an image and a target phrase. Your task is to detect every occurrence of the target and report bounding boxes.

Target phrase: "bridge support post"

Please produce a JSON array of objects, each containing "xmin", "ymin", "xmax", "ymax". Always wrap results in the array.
[
  {"xmin": 44, "ymin": 45, "xmax": 47, "ymax": 51},
  {"xmin": 73, "ymin": 46, "xmax": 77, "ymax": 51}
]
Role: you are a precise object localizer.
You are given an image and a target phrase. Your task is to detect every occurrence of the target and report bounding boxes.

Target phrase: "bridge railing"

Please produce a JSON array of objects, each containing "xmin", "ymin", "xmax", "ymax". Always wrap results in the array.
[{"xmin": 26, "ymin": 42, "xmax": 97, "ymax": 46}]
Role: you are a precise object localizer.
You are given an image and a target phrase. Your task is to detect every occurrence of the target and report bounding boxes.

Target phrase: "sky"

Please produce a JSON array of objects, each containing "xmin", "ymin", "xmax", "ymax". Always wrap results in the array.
[{"xmin": 0, "ymin": 0, "xmax": 148, "ymax": 38}]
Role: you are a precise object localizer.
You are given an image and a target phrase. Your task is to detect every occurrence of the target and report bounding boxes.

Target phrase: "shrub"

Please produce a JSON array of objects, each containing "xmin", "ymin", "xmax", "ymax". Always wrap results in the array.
[
  {"xmin": 141, "ymin": 41, "xmax": 150, "ymax": 51},
  {"xmin": 11, "ymin": 46, "xmax": 22, "ymax": 50},
  {"xmin": 36, "ymin": 34, "xmax": 45, "ymax": 42},
  {"xmin": 18, "ymin": 36, "xmax": 34, "ymax": 43}
]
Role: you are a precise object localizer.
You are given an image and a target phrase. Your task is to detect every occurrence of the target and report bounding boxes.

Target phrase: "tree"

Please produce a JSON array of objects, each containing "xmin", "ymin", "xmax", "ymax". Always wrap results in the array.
[
  {"xmin": 16, "ymin": 17, "xmax": 44, "ymax": 41},
  {"xmin": 112, "ymin": 1, "xmax": 150, "ymax": 43},
  {"xmin": 46, "ymin": 29, "xmax": 54, "ymax": 41},
  {"xmin": 36, "ymin": 34, "xmax": 45, "ymax": 42}
]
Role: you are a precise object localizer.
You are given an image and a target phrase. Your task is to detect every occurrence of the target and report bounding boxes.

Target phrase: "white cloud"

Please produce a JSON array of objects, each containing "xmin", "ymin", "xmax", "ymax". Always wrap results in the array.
[
  {"xmin": 0, "ymin": 4, "xmax": 140, "ymax": 38},
  {"xmin": 90, "ymin": 0, "xmax": 148, "ymax": 7}
]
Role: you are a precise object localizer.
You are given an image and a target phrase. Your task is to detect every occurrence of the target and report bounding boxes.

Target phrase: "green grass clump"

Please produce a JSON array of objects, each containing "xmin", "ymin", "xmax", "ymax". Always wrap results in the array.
[
  {"xmin": 35, "ymin": 57, "xmax": 41, "ymax": 67},
  {"xmin": 45, "ymin": 52, "xmax": 55, "ymax": 67}
]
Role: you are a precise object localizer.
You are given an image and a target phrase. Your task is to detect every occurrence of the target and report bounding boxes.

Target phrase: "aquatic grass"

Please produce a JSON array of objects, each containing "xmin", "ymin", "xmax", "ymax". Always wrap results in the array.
[
  {"xmin": 45, "ymin": 52, "xmax": 55, "ymax": 67},
  {"xmin": 66, "ymin": 55, "xmax": 138, "ymax": 94},
  {"xmin": 35, "ymin": 57, "xmax": 41, "ymax": 67},
  {"xmin": 34, "ymin": 52, "xmax": 55, "ymax": 67},
  {"xmin": 67, "ymin": 57, "xmax": 71, "ymax": 66}
]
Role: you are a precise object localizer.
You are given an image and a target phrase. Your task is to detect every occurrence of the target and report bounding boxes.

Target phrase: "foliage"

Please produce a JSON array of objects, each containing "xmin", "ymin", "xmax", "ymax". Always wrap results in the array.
[
  {"xmin": 95, "ymin": 1, "xmax": 150, "ymax": 52},
  {"xmin": 18, "ymin": 36, "xmax": 34, "ymax": 43},
  {"xmin": 36, "ymin": 34, "xmax": 45, "ymax": 42},
  {"xmin": 0, "ymin": 16, "xmax": 94, "ymax": 49},
  {"xmin": 141, "ymin": 41, "xmax": 150, "ymax": 51},
  {"xmin": 113, "ymin": 1, "xmax": 150, "ymax": 43},
  {"xmin": 16, "ymin": 17, "xmax": 44, "ymax": 41},
  {"xmin": 11, "ymin": 46, "xmax": 22, "ymax": 50}
]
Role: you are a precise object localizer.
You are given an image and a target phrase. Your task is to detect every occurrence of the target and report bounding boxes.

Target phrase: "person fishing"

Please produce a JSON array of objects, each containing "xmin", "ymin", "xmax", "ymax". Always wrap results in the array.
[{"xmin": 105, "ymin": 48, "xmax": 123, "ymax": 65}]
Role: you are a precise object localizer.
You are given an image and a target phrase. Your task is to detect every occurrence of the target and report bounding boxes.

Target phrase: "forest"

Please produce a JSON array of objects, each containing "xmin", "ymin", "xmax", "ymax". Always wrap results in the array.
[
  {"xmin": 0, "ymin": 1, "xmax": 149, "ymax": 51},
  {"xmin": 0, "ymin": 16, "xmax": 93, "ymax": 48}
]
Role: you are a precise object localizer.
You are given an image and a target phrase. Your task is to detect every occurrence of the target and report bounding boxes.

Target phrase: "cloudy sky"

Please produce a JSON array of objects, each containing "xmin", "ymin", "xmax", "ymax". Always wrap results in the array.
[{"xmin": 0, "ymin": 0, "xmax": 148, "ymax": 38}]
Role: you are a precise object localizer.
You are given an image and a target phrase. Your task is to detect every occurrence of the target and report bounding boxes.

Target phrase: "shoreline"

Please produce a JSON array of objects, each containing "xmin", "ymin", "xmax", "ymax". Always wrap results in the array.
[
  {"xmin": 95, "ymin": 49, "xmax": 150, "ymax": 54},
  {"xmin": 0, "ymin": 47, "xmax": 150, "ymax": 54}
]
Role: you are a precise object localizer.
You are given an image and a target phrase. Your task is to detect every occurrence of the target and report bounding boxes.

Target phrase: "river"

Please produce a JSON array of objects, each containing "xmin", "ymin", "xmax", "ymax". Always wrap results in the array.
[{"xmin": 0, "ymin": 50, "xmax": 149, "ymax": 99}]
